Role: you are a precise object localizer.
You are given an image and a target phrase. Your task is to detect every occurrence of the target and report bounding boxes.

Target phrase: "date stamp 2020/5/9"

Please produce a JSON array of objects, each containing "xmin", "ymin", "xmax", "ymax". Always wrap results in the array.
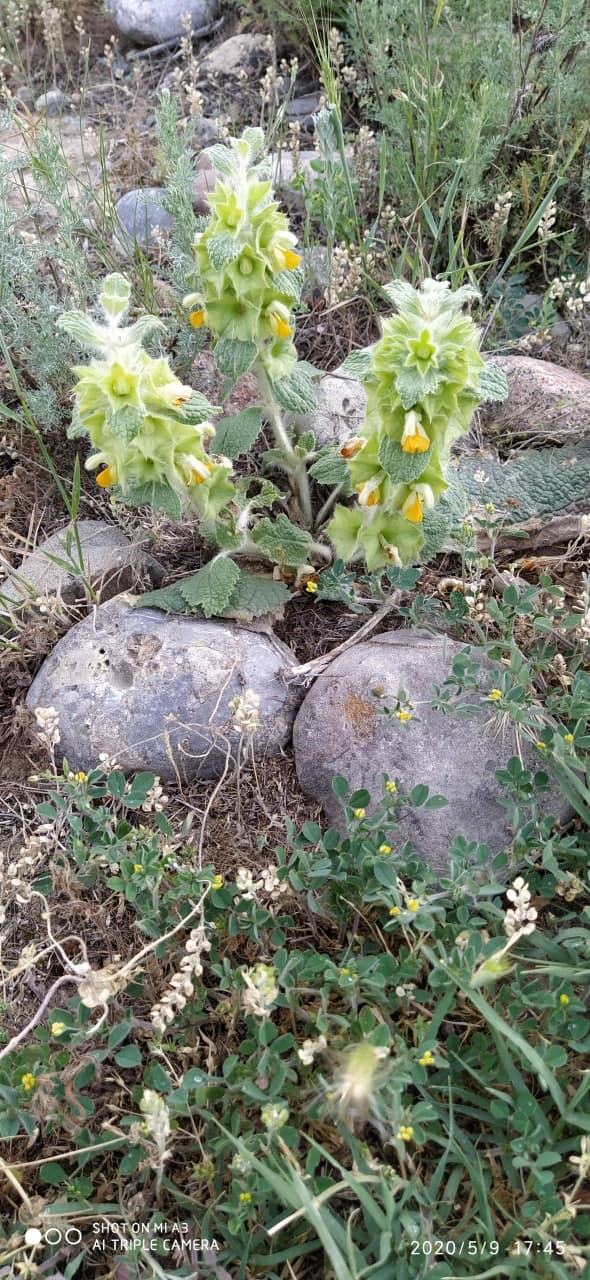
[{"xmin": 409, "ymin": 1238, "xmax": 566, "ymax": 1258}]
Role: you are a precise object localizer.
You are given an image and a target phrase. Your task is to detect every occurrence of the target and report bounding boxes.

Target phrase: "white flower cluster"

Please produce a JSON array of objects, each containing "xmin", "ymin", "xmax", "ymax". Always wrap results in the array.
[
  {"xmin": 537, "ymin": 199, "xmax": 557, "ymax": 244},
  {"xmin": 234, "ymin": 863, "xmax": 289, "ymax": 904},
  {"xmin": 297, "ymin": 1033, "xmax": 327, "ymax": 1065},
  {"xmin": 140, "ymin": 778, "xmax": 169, "ymax": 813},
  {"xmin": 504, "ymin": 876, "xmax": 537, "ymax": 939},
  {"xmin": 150, "ymin": 923, "xmax": 211, "ymax": 1033},
  {"xmin": 575, "ymin": 575, "xmax": 590, "ymax": 642},
  {"xmin": 229, "ymin": 689, "xmax": 261, "ymax": 735},
  {"xmin": 261, "ymin": 1101, "xmax": 289, "ymax": 1131},
  {"xmin": 0, "ymin": 433, "xmax": 18, "ymax": 460},
  {"xmin": 0, "ymin": 829, "xmax": 51, "ymax": 918},
  {"xmin": 33, "ymin": 705, "xmax": 60, "ymax": 747},
  {"xmin": 549, "ymin": 272, "xmax": 590, "ymax": 318},
  {"xmin": 241, "ymin": 962, "xmax": 278, "ymax": 1018},
  {"xmin": 555, "ymin": 873, "xmax": 585, "ymax": 902},
  {"xmin": 139, "ymin": 1089, "xmax": 171, "ymax": 1165}
]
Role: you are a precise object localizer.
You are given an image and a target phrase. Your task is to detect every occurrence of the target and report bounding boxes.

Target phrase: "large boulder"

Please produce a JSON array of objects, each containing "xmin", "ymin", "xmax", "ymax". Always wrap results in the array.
[
  {"xmin": 0, "ymin": 520, "xmax": 162, "ymax": 612},
  {"xmin": 106, "ymin": 0, "xmax": 217, "ymax": 46},
  {"xmin": 113, "ymin": 188, "xmax": 174, "ymax": 253},
  {"xmin": 293, "ymin": 629, "xmax": 570, "ymax": 875},
  {"xmin": 479, "ymin": 355, "xmax": 590, "ymax": 445},
  {"xmin": 26, "ymin": 598, "xmax": 299, "ymax": 781}
]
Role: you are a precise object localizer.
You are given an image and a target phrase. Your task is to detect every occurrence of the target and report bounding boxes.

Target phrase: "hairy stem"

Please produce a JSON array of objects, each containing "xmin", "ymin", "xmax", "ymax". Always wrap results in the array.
[{"xmin": 256, "ymin": 365, "xmax": 314, "ymax": 527}]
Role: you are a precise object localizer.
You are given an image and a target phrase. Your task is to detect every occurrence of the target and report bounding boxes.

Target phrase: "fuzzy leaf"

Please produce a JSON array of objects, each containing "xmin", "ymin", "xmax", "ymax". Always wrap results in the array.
[
  {"xmin": 57, "ymin": 311, "xmax": 103, "ymax": 350},
  {"xmin": 240, "ymin": 126, "xmax": 265, "ymax": 156},
  {"xmin": 67, "ymin": 403, "xmax": 87, "ymax": 440},
  {"xmin": 180, "ymin": 391, "xmax": 220, "ymax": 425},
  {"xmin": 179, "ymin": 558, "xmax": 240, "ymax": 618},
  {"xmin": 379, "ymin": 436, "xmax": 433, "ymax": 484},
  {"xmin": 213, "ymin": 407, "xmax": 262, "ymax": 459},
  {"xmin": 309, "ymin": 447, "xmax": 349, "ymax": 487},
  {"xmin": 340, "ymin": 348, "xmax": 372, "ymax": 380},
  {"xmin": 214, "ymin": 338, "xmax": 258, "ymax": 379},
  {"xmin": 207, "ymin": 234, "xmax": 242, "ymax": 270},
  {"xmin": 272, "ymin": 363, "xmax": 318, "ymax": 413},
  {"xmin": 204, "ymin": 144, "xmax": 239, "ymax": 178},
  {"xmin": 120, "ymin": 481, "xmax": 182, "ymax": 519},
  {"xmin": 252, "ymin": 514, "xmax": 313, "ymax": 567},
  {"xmin": 223, "ymin": 571, "xmax": 290, "ymax": 619},
  {"xmin": 478, "ymin": 362, "xmax": 509, "ymax": 403},
  {"xmin": 134, "ymin": 583, "xmax": 189, "ymax": 613},
  {"xmin": 108, "ymin": 406, "xmax": 143, "ymax": 441},
  {"xmin": 100, "ymin": 273, "xmax": 131, "ymax": 321},
  {"xmin": 396, "ymin": 366, "xmax": 443, "ymax": 408},
  {"xmin": 272, "ymin": 267, "xmax": 304, "ymax": 299},
  {"xmin": 316, "ymin": 563, "xmax": 367, "ymax": 612}
]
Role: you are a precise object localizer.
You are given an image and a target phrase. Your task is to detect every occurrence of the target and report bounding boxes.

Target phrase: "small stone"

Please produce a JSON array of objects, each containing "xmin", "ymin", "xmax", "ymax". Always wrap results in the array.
[
  {"xmin": 194, "ymin": 115, "xmax": 220, "ymax": 148},
  {"xmin": 35, "ymin": 89, "xmax": 66, "ymax": 116},
  {"xmin": 293, "ymin": 628, "xmax": 571, "ymax": 876},
  {"xmin": 291, "ymin": 365, "xmax": 366, "ymax": 447},
  {"xmin": 26, "ymin": 598, "xmax": 299, "ymax": 781},
  {"xmin": 480, "ymin": 355, "xmax": 590, "ymax": 444},
  {"xmin": 199, "ymin": 32, "xmax": 273, "ymax": 78},
  {"xmin": 105, "ymin": 0, "xmax": 217, "ymax": 46},
  {"xmin": 113, "ymin": 188, "xmax": 174, "ymax": 254},
  {"xmin": 285, "ymin": 93, "xmax": 321, "ymax": 131},
  {"xmin": 0, "ymin": 520, "xmax": 163, "ymax": 614},
  {"xmin": 549, "ymin": 318, "xmax": 571, "ymax": 348}
]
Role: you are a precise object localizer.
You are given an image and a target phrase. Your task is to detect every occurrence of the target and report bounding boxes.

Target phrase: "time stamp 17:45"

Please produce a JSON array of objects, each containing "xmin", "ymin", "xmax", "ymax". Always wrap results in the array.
[{"xmin": 409, "ymin": 1239, "xmax": 566, "ymax": 1257}]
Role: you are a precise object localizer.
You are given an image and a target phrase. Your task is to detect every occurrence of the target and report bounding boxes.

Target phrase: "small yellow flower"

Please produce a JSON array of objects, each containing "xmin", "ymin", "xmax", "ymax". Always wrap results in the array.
[
  {"xmin": 133, "ymin": 863, "xmax": 143, "ymax": 873},
  {"xmin": 402, "ymin": 491, "xmax": 424, "ymax": 523},
  {"xmin": 395, "ymin": 710, "xmax": 412, "ymax": 723},
  {"xmin": 389, "ymin": 906, "xmax": 400, "ymax": 917},
  {"xmin": 407, "ymin": 899, "xmax": 420, "ymax": 912},
  {"xmin": 400, "ymin": 411, "xmax": 430, "ymax": 454},
  {"xmin": 385, "ymin": 780, "xmax": 397, "ymax": 794},
  {"xmin": 306, "ymin": 580, "xmax": 318, "ymax": 594},
  {"xmin": 73, "ymin": 771, "xmax": 88, "ymax": 783},
  {"xmin": 397, "ymin": 1125, "xmax": 414, "ymax": 1142},
  {"xmin": 239, "ymin": 1191, "xmax": 252, "ymax": 1203},
  {"xmin": 378, "ymin": 843, "xmax": 392, "ymax": 855},
  {"xmin": 536, "ymin": 740, "xmax": 547, "ymax": 750},
  {"xmin": 51, "ymin": 1022, "xmax": 67, "ymax": 1037},
  {"xmin": 21, "ymin": 1073, "xmax": 36, "ymax": 1092},
  {"xmin": 565, "ymin": 733, "xmax": 574, "ymax": 743},
  {"xmin": 282, "ymin": 249, "xmax": 301, "ymax": 270},
  {"xmin": 96, "ymin": 465, "xmax": 117, "ymax": 488},
  {"xmin": 211, "ymin": 875, "xmax": 224, "ymax": 891},
  {"xmin": 418, "ymin": 1050, "xmax": 435, "ymax": 1067},
  {"xmin": 268, "ymin": 304, "xmax": 293, "ymax": 339},
  {"xmin": 488, "ymin": 689, "xmax": 502, "ymax": 701},
  {"xmin": 559, "ymin": 993, "xmax": 570, "ymax": 1006},
  {"xmin": 352, "ymin": 807, "xmax": 366, "ymax": 819},
  {"xmin": 189, "ymin": 308, "xmax": 207, "ymax": 328},
  {"xmin": 340, "ymin": 967, "xmax": 353, "ymax": 976}
]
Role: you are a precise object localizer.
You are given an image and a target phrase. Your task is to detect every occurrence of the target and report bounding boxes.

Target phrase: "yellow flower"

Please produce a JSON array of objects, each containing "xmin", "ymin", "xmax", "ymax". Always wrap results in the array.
[
  {"xmin": 133, "ymin": 863, "xmax": 143, "ymax": 873},
  {"xmin": 402, "ymin": 483, "xmax": 435, "ymax": 524},
  {"xmin": 211, "ymin": 875, "xmax": 224, "ymax": 891},
  {"xmin": 51, "ymin": 1022, "xmax": 67, "ymax": 1037},
  {"xmin": 73, "ymin": 771, "xmax": 88, "ymax": 783},
  {"xmin": 239, "ymin": 1191, "xmax": 252, "ymax": 1203},
  {"xmin": 395, "ymin": 710, "xmax": 412, "ymax": 723},
  {"xmin": 282, "ymin": 249, "xmax": 301, "ymax": 270},
  {"xmin": 488, "ymin": 689, "xmax": 502, "ymax": 701},
  {"xmin": 352, "ymin": 807, "xmax": 366, "ymax": 819},
  {"xmin": 560, "ymin": 993, "xmax": 570, "ymax": 1006},
  {"xmin": 565, "ymin": 733, "xmax": 574, "ymax": 743},
  {"xmin": 189, "ymin": 308, "xmax": 207, "ymax": 328},
  {"xmin": 385, "ymin": 780, "xmax": 397, "ymax": 794},
  {"xmin": 378, "ymin": 843, "xmax": 392, "ymax": 855},
  {"xmin": 536, "ymin": 740, "xmax": 547, "ymax": 750},
  {"xmin": 355, "ymin": 477, "xmax": 383, "ymax": 507},
  {"xmin": 389, "ymin": 906, "xmax": 400, "ymax": 917},
  {"xmin": 400, "ymin": 411, "xmax": 430, "ymax": 454},
  {"xmin": 96, "ymin": 465, "xmax": 117, "ymax": 488},
  {"xmin": 397, "ymin": 1125, "xmax": 414, "ymax": 1142},
  {"xmin": 340, "ymin": 967, "xmax": 352, "ymax": 976},
  {"xmin": 268, "ymin": 303, "xmax": 293, "ymax": 339},
  {"xmin": 407, "ymin": 899, "xmax": 420, "ymax": 912},
  {"xmin": 418, "ymin": 1050, "xmax": 435, "ymax": 1067},
  {"xmin": 21, "ymin": 1073, "xmax": 36, "ymax": 1092},
  {"xmin": 305, "ymin": 580, "xmax": 318, "ymax": 594}
]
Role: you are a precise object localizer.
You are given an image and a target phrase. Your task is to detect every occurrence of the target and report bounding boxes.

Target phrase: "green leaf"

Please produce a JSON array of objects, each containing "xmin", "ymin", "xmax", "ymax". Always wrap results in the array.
[
  {"xmin": 121, "ymin": 481, "xmax": 182, "ymax": 519},
  {"xmin": 316, "ymin": 563, "xmax": 367, "ymax": 612},
  {"xmin": 179, "ymin": 391, "xmax": 220, "ymax": 424},
  {"xmin": 240, "ymin": 126, "xmax": 265, "ymax": 155},
  {"xmin": 252, "ymin": 514, "xmax": 313, "ymax": 567},
  {"xmin": 114, "ymin": 1044, "xmax": 142, "ymax": 1068},
  {"xmin": 207, "ymin": 234, "xmax": 242, "ymax": 270},
  {"xmin": 272, "ymin": 363, "xmax": 319, "ymax": 413},
  {"xmin": 108, "ymin": 1020, "xmax": 134, "ymax": 1049},
  {"xmin": 214, "ymin": 338, "xmax": 258, "ymax": 379},
  {"xmin": 378, "ymin": 436, "xmax": 432, "ymax": 484},
  {"xmin": 179, "ymin": 557, "xmax": 240, "ymax": 618},
  {"xmin": 204, "ymin": 144, "xmax": 239, "ymax": 178},
  {"xmin": 478, "ymin": 361, "xmax": 509, "ymax": 403},
  {"xmin": 396, "ymin": 366, "xmax": 443, "ymax": 408},
  {"xmin": 57, "ymin": 310, "xmax": 102, "ymax": 350},
  {"xmin": 272, "ymin": 266, "xmax": 304, "ymax": 299},
  {"xmin": 223, "ymin": 571, "xmax": 291, "ymax": 619},
  {"xmin": 99, "ymin": 273, "xmax": 131, "ymax": 320},
  {"xmin": 134, "ymin": 582, "xmax": 190, "ymax": 613},
  {"xmin": 339, "ymin": 348, "xmax": 372, "ymax": 380},
  {"xmin": 108, "ymin": 406, "xmax": 143, "ymax": 441},
  {"xmin": 67, "ymin": 402, "xmax": 87, "ymax": 440},
  {"xmin": 214, "ymin": 407, "xmax": 262, "ymax": 459},
  {"xmin": 40, "ymin": 1162, "xmax": 69, "ymax": 1185},
  {"xmin": 309, "ymin": 447, "xmax": 349, "ymax": 486}
]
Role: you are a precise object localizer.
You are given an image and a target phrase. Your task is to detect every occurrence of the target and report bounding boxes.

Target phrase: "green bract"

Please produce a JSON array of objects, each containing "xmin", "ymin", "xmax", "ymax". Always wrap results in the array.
[
  {"xmin": 184, "ymin": 128, "xmax": 303, "ymax": 386},
  {"xmin": 329, "ymin": 279, "xmax": 491, "ymax": 570},
  {"xmin": 58, "ymin": 273, "xmax": 234, "ymax": 518}
]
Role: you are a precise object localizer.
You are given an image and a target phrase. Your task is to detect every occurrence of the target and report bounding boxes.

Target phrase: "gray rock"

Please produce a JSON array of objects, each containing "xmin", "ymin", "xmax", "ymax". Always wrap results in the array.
[
  {"xmin": 113, "ymin": 188, "xmax": 174, "ymax": 253},
  {"xmin": 549, "ymin": 318, "xmax": 571, "ymax": 348},
  {"xmin": 0, "ymin": 520, "xmax": 163, "ymax": 613},
  {"xmin": 26, "ymin": 598, "xmax": 299, "ymax": 781},
  {"xmin": 194, "ymin": 115, "xmax": 220, "ymax": 148},
  {"xmin": 293, "ymin": 629, "xmax": 570, "ymax": 876},
  {"xmin": 291, "ymin": 365, "xmax": 366, "ymax": 447},
  {"xmin": 35, "ymin": 89, "xmax": 66, "ymax": 116},
  {"xmin": 285, "ymin": 93, "xmax": 321, "ymax": 131},
  {"xmin": 106, "ymin": 0, "xmax": 217, "ymax": 46},
  {"xmin": 199, "ymin": 32, "xmax": 273, "ymax": 78},
  {"xmin": 480, "ymin": 355, "xmax": 590, "ymax": 444}
]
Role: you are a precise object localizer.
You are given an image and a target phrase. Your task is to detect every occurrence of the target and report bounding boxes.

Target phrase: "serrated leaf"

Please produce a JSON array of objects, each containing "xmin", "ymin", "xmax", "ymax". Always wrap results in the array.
[
  {"xmin": 316, "ymin": 564, "xmax": 367, "ymax": 612},
  {"xmin": 180, "ymin": 391, "xmax": 220, "ymax": 425},
  {"xmin": 213, "ymin": 407, "xmax": 262, "ymax": 459},
  {"xmin": 378, "ymin": 436, "xmax": 433, "ymax": 484},
  {"xmin": 179, "ymin": 558, "xmax": 240, "ymax": 618},
  {"xmin": 240, "ymin": 126, "xmax": 265, "ymax": 156},
  {"xmin": 296, "ymin": 430, "xmax": 315, "ymax": 455},
  {"xmin": 223, "ymin": 571, "xmax": 291, "ymax": 620},
  {"xmin": 261, "ymin": 447, "xmax": 291, "ymax": 472},
  {"xmin": 207, "ymin": 234, "xmax": 242, "ymax": 270},
  {"xmin": 214, "ymin": 338, "xmax": 258, "ymax": 379},
  {"xmin": 478, "ymin": 362, "xmax": 509, "ymax": 403},
  {"xmin": 272, "ymin": 266, "xmax": 304, "ymax": 298},
  {"xmin": 57, "ymin": 311, "xmax": 103, "ymax": 350},
  {"xmin": 252, "ymin": 514, "xmax": 313, "ymax": 567},
  {"xmin": 67, "ymin": 402, "xmax": 87, "ymax": 440},
  {"xmin": 272, "ymin": 363, "xmax": 318, "ymax": 413},
  {"xmin": 309, "ymin": 447, "xmax": 349, "ymax": 486},
  {"xmin": 396, "ymin": 366, "xmax": 443, "ymax": 408},
  {"xmin": 340, "ymin": 348, "xmax": 372, "ymax": 380},
  {"xmin": 204, "ymin": 144, "xmax": 238, "ymax": 178},
  {"xmin": 134, "ymin": 583, "xmax": 190, "ymax": 613},
  {"xmin": 108, "ymin": 406, "xmax": 143, "ymax": 441},
  {"xmin": 121, "ymin": 481, "xmax": 182, "ymax": 518}
]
